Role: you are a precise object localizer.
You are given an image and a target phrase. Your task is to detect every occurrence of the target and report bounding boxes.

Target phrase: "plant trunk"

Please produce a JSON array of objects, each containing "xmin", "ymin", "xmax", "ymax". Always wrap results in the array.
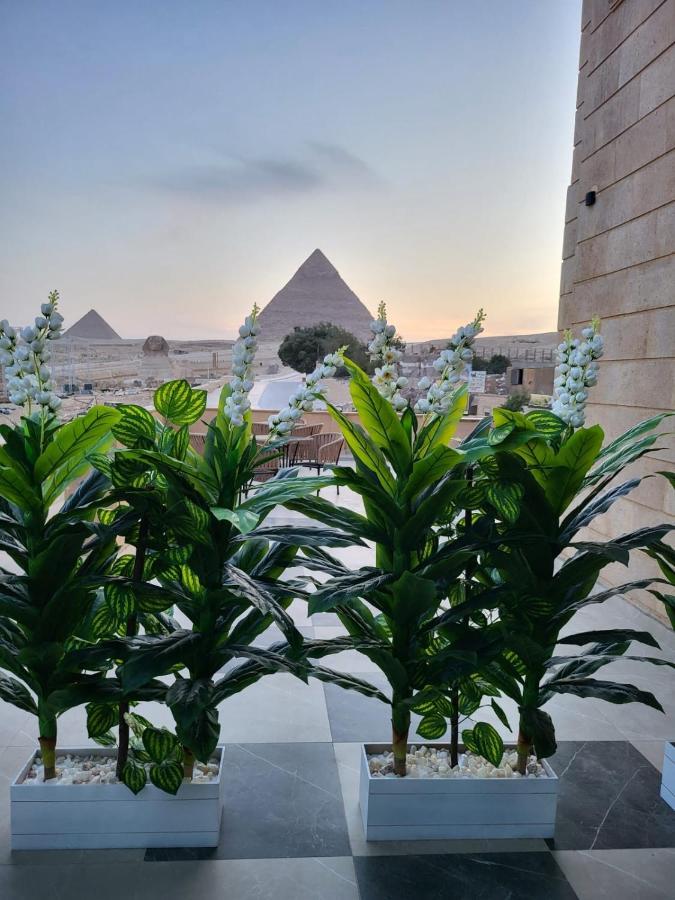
[
  {"xmin": 450, "ymin": 684, "xmax": 459, "ymax": 768},
  {"xmin": 39, "ymin": 737, "xmax": 57, "ymax": 781},
  {"xmin": 38, "ymin": 706, "xmax": 58, "ymax": 781},
  {"xmin": 116, "ymin": 515, "xmax": 149, "ymax": 781},
  {"xmin": 183, "ymin": 747, "xmax": 195, "ymax": 780},
  {"xmin": 391, "ymin": 701, "xmax": 411, "ymax": 777},
  {"xmin": 516, "ymin": 726, "xmax": 532, "ymax": 776}
]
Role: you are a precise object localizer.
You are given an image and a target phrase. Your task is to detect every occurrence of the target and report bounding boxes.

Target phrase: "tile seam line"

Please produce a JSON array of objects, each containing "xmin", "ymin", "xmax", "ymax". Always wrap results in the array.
[
  {"xmin": 575, "ymin": 198, "xmax": 675, "ymax": 247},
  {"xmin": 579, "ymin": 95, "xmax": 673, "ymax": 166},
  {"xmin": 576, "ymin": 146, "xmax": 675, "ymax": 199},
  {"xmin": 584, "ymin": 0, "xmax": 670, "ymax": 78},
  {"xmin": 581, "ymin": 40, "xmax": 675, "ymax": 123},
  {"xmin": 571, "ymin": 251, "xmax": 674, "ymax": 285}
]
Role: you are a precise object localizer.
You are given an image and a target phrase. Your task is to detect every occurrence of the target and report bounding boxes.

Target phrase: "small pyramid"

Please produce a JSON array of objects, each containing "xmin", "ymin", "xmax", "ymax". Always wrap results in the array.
[
  {"xmin": 64, "ymin": 309, "xmax": 121, "ymax": 340},
  {"xmin": 257, "ymin": 250, "xmax": 374, "ymax": 342}
]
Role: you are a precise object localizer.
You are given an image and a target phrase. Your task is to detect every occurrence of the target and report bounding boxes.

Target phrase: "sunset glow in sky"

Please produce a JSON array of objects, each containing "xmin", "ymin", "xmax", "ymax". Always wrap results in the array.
[{"xmin": 0, "ymin": 1, "xmax": 582, "ymax": 341}]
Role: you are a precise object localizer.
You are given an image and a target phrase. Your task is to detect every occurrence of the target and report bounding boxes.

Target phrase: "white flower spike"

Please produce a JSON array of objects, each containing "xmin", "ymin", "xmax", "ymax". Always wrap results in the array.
[
  {"xmin": 0, "ymin": 290, "xmax": 63, "ymax": 416},
  {"xmin": 223, "ymin": 304, "xmax": 261, "ymax": 427},
  {"xmin": 551, "ymin": 317, "xmax": 603, "ymax": 428},
  {"xmin": 268, "ymin": 347, "xmax": 346, "ymax": 441},
  {"xmin": 416, "ymin": 309, "xmax": 485, "ymax": 415},
  {"xmin": 368, "ymin": 302, "xmax": 407, "ymax": 410}
]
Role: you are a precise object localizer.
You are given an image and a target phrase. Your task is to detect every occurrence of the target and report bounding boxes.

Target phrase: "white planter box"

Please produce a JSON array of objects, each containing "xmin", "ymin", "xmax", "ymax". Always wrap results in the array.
[
  {"xmin": 10, "ymin": 746, "xmax": 224, "ymax": 850},
  {"xmin": 661, "ymin": 741, "xmax": 675, "ymax": 810},
  {"xmin": 359, "ymin": 743, "xmax": 559, "ymax": 840}
]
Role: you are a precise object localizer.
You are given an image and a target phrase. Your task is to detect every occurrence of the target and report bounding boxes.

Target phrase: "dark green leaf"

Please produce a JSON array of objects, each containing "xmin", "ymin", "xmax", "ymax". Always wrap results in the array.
[
  {"xmin": 520, "ymin": 707, "xmax": 557, "ymax": 759},
  {"xmin": 418, "ymin": 714, "xmax": 447, "ymax": 740},
  {"xmin": 122, "ymin": 758, "xmax": 147, "ymax": 795},
  {"xmin": 143, "ymin": 726, "xmax": 179, "ymax": 763},
  {"xmin": 0, "ymin": 672, "xmax": 37, "ymax": 714},
  {"xmin": 86, "ymin": 702, "xmax": 117, "ymax": 738},
  {"xmin": 149, "ymin": 759, "xmax": 184, "ymax": 795},
  {"xmin": 491, "ymin": 698, "xmax": 511, "ymax": 731},
  {"xmin": 472, "ymin": 721, "xmax": 504, "ymax": 767}
]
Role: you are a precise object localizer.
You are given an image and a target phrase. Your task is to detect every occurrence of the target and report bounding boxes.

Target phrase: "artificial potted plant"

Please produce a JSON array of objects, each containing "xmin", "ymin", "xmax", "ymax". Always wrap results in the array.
[
  {"xmin": 293, "ymin": 310, "xmax": 555, "ymax": 838},
  {"xmin": 53, "ymin": 316, "xmax": 384, "ymax": 848},
  {"xmin": 0, "ymin": 295, "xmax": 143, "ymax": 848}
]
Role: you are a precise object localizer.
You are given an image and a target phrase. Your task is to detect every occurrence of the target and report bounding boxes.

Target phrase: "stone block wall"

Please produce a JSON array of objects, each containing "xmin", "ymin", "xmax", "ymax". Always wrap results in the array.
[{"xmin": 559, "ymin": 0, "xmax": 675, "ymax": 621}]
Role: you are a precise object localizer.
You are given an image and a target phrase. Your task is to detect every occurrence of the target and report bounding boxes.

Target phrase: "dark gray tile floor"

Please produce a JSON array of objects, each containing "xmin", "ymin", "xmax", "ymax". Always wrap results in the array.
[
  {"xmin": 353, "ymin": 851, "xmax": 578, "ymax": 900},
  {"xmin": 549, "ymin": 741, "xmax": 675, "ymax": 851},
  {"xmin": 146, "ymin": 742, "xmax": 351, "ymax": 861}
]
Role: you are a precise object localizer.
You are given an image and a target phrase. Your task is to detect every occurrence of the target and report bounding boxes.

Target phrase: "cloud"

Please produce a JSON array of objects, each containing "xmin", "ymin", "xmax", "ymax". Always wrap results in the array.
[{"xmin": 151, "ymin": 142, "xmax": 381, "ymax": 204}]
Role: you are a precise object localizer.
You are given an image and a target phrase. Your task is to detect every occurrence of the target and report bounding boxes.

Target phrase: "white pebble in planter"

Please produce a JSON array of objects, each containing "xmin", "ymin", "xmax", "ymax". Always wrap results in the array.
[
  {"xmin": 10, "ymin": 746, "xmax": 224, "ymax": 850},
  {"xmin": 360, "ymin": 743, "xmax": 559, "ymax": 840}
]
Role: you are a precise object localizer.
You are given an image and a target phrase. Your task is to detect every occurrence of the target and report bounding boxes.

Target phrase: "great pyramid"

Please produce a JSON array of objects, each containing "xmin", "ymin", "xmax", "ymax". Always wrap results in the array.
[
  {"xmin": 64, "ymin": 309, "xmax": 121, "ymax": 340},
  {"xmin": 257, "ymin": 249, "xmax": 374, "ymax": 342}
]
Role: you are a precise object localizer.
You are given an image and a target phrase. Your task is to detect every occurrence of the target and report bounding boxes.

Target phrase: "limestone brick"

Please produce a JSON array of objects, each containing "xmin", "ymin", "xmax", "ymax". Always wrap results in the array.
[
  {"xmin": 638, "ymin": 41, "xmax": 675, "ymax": 117},
  {"xmin": 584, "ymin": 358, "xmax": 674, "ymax": 409},
  {"xmin": 577, "ymin": 149, "xmax": 675, "ymax": 240},
  {"xmin": 576, "ymin": 201, "xmax": 675, "ymax": 280},
  {"xmin": 586, "ymin": 0, "xmax": 666, "ymax": 72},
  {"xmin": 562, "ymin": 254, "xmax": 675, "ymax": 322}
]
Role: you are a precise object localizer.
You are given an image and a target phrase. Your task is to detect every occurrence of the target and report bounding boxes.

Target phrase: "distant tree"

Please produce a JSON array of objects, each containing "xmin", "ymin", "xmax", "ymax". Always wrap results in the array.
[
  {"xmin": 471, "ymin": 356, "xmax": 488, "ymax": 371},
  {"xmin": 486, "ymin": 354, "xmax": 511, "ymax": 374},
  {"xmin": 278, "ymin": 323, "xmax": 372, "ymax": 377},
  {"xmin": 501, "ymin": 390, "xmax": 530, "ymax": 412}
]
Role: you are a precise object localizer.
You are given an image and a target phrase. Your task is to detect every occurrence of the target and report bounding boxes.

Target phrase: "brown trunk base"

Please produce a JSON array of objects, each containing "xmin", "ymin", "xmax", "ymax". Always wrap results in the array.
[{"xmin": 183, "ymin": 748, "xmax": 195, "ymax": 780}]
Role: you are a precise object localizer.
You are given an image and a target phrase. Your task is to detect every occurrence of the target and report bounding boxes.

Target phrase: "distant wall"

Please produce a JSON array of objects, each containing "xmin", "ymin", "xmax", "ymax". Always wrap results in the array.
[{"xmin": 559, "ymin": 0, "xmax": 675, "ymax": 621}]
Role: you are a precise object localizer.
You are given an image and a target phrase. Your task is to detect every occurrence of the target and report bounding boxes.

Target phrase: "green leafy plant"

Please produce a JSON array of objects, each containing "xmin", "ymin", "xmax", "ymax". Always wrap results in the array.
[
  {"xmin": 278, "ymin": 322, "xmax": 373, "ymax": 376},
  {"xmin": 79, "ymin": 378, "xmax": 382, "ymax": 792},
  {"xmin": 479, "ymin": 407, "xmax": 675, "ymax": 773},
  {"xmin": 0, "ymin": 295, "xmax": 122, "ymax": 778},
  {"xmin": 500, "ymin": 390, "xmax": 530, "ymax": 412},
  {"xmin": 294, "ymin": 358, "xmax": 508, "ymax": 774}
]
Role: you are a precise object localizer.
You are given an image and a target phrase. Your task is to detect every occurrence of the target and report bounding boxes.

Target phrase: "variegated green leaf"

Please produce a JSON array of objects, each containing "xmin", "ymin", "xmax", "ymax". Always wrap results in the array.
[
  {"xmin": 142, "ymin": 726, "xmax": 178, "ymax": 763},
  {"xmin": 112, "ymin": 405, "xmax": 157, "ymax": 447},
  {"xmin": 473, "ymin": 721, "xmax": 504, "ymax": 767},
  {"xmin": 149, "ymin": 759, "xmax": 183, "ymax": 795},
  {"xmin": 122, "ymin": 758, "xmax": 147, "ymax": 795},
  {"xmin": 86, "ymin": 702, "xmax": 117, "ymax": 738},
  {"xmin": 417, "ymin": 713, "xmax": 447, "ymax": 740},
  {"xmin": 154, "ymin": 380, "xmax": 207, "ymax": 426}
]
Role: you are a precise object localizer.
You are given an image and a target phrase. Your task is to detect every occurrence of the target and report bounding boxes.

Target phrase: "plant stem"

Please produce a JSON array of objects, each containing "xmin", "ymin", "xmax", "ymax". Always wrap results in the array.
[
  {"xmin": 450, "ymin": 684, "xmax": 459, "ymax": 768},
  {"xmin": 183, "ymin": 747, "xmax": 195, "ymax": 780},
  {"xmin": 39, "ymin": 737, "xmax": 57, "ymax": 781},
  {"xmin": 391, "ymin": 700, "xmax": 410, "ymax": 777},
  {"xmin": 38, "ymin": 706, "xmax": 57, "ymax": 781},
  {"xmin": 516, "ymin": 722, "xmax": 532, "ymax": 776},
  {"xmin": 116, "ymin": 515, "xmax": 149, "ymax": 780}
]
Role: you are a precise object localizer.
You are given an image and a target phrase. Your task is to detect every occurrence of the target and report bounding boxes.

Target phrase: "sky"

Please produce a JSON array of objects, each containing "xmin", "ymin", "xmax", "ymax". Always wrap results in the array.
[{"xmin": 0, "ymin": 0, "xmax": 582, "ymax": 341}]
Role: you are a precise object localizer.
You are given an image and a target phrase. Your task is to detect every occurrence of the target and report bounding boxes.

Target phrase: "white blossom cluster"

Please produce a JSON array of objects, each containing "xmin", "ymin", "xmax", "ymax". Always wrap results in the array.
[
  {"xmin": 551, "ymin": 318, "xmax": 603, "ymax": 427},
  {"xmin": 223, "ymin": 305, "xmax": 260, "ymax": 427},
  {"xmin": 0, "ymin": 290, "xmax": 64, "ymax": 413},
  {"xmin": 267, "ymin": 349, "xmax": 345, "ymax": 441},
  {"xmin": 368, "ymin": 302, "xmax": 408, "ymax": 411},
  {"xmin": 415, "ymin": 309, "xmax": 485, "ymax": 415}
]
